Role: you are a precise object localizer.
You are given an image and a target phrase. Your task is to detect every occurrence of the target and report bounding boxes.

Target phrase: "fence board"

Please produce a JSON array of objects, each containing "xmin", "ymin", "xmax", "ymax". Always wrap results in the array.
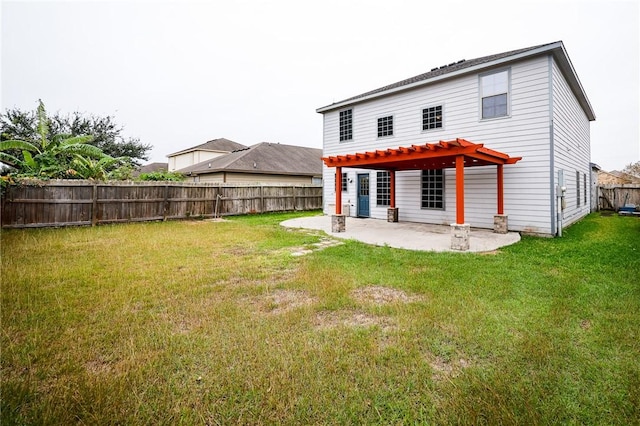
[{"xmin": 1, "ymin": 181, "xmax": 322, "ymax": 229}]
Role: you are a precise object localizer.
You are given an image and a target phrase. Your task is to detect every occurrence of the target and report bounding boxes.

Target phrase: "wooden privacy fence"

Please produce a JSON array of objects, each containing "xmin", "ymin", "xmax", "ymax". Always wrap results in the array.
[
  {"xmin": 1, "ymin": 180, "xmax": 323, "ymax": 229},
  {"xmin": 597, "ymin": 184, "xmax": 640, "ymax": 210}
]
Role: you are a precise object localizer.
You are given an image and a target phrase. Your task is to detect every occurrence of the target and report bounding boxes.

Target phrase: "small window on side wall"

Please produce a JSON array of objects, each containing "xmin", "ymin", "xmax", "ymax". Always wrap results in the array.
[
  {"xmin": 481, "ymin": 70, "xmax": 509, "ymax": 119},
  {"xmin": 342, "ymin": 172, "xmax": 348, "ymax": 192}
]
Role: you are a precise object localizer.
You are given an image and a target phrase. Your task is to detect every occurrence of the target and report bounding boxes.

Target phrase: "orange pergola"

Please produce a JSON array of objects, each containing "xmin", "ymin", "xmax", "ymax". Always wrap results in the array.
[{"xmin": 322, "ymin": 138, "xmax": 522, "ymax": 224}]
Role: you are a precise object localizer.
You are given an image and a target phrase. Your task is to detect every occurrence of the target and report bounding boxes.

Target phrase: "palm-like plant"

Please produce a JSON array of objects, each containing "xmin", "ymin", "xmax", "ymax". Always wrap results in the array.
[{"xmin": 0, "ymin": 100, "xmax": 111, "ymax": 179}]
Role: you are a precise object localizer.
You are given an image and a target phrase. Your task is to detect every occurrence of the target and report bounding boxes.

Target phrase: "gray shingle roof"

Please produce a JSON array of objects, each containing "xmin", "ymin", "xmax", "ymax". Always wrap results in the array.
[
  {"xmin": 316, "ymin": 40, "xmax": 594, "ymax": 121},
  {"xmin": 177, "ymin": 142, "xmax": 323, "ymax": 176},
  {"xmin": 336, "ymin": 42, "xmax": 555, "ymax": 105},
  {"xmin": 132, "ymin": 162, "xmax": 168, "ymax": 178},
  {"xmin": 167, "ymin": 138, "xmax": 247, "ymax": 157}
]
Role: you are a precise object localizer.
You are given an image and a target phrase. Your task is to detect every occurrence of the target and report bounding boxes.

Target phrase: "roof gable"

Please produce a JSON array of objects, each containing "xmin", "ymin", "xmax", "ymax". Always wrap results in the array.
[
  {"xmin": 167, "ymin": 138, "xmax": 247, "ymax": 157},
  {"xmin": 177, "ymin": 142, "xmax": 323, "ymax": 176},
  {"xmin": 317, "ymin": 41, "xmax": 595, "ymax": 121}
]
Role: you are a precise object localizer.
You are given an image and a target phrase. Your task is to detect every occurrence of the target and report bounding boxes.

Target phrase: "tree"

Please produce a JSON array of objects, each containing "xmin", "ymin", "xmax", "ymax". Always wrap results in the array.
[
  {"xmin": 0, "ymin": 100, "xmax": 117, "ymax": 179},
  {"xmin": 138, "ymin": 170, "xmax": 185, "ymax": 181},
  {"xmin": 622, "ymin": 161, "xmax": 640, "ymax": 179},
  {"xmin": 1, "ymin": 101, "xmax": 151, "ymax": 165}
]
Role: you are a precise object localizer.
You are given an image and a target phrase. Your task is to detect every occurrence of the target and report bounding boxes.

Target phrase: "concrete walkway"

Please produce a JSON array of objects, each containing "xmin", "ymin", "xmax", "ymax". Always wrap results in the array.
[{"xmin": 281, "ymin": 215, "xmax": 521, "ymax": 253}]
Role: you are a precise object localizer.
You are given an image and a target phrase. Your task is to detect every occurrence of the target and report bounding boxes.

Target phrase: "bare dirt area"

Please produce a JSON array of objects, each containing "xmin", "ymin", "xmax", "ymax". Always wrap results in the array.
[
  {"xmin": 351, "ymin": 285, "xmax": 421, "ymax": 305},
  {"xmin": 250, "ymin": 289, "xmax": 317, "ymax": 315},
  {"xmin": 313, "ymin": 310, "xmax": 395, "ymax": 332},
  {"xmin": 428, "ymin": 356, "xmax": 473, "ymax": 381}
]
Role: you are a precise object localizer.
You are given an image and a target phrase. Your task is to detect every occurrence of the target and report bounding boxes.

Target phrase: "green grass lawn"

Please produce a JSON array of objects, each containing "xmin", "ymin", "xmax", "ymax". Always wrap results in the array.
[{"xmin": 2, "ymin": 212, "xmax": 639, "ymax": 425}]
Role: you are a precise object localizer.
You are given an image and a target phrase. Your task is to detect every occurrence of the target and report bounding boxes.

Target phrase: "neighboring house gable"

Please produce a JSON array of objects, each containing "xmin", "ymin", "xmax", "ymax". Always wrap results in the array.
[
  {"xmin": 177, "ymin": 142, "xmax": 323, "ymax": 185},
  {"xmin": 597, "ymin": 170, "xmax": 634, "ymax": 185},
  {"xmin": 317, "ymin": 41, "xmax": 595, "ymax": 236},
  {"xmin": 167, "ymin": 138, "xmax": 247, "ymax": 171}
]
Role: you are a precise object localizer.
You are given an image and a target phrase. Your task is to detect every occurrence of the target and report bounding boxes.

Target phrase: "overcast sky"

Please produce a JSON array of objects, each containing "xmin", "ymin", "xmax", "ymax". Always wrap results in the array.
[{"xmin": 1, "ymin": 0, "xmax": 638, "ymax": 171}]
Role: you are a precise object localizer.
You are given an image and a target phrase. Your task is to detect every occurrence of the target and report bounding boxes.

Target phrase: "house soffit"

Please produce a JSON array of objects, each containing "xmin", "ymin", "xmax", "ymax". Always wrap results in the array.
[{"xmin": 321, "ymin": 139, "xmax": 522, "ymax": 171}]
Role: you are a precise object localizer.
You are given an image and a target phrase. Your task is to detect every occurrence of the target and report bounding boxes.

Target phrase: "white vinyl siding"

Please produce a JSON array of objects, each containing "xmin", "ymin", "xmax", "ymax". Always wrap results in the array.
[
  {"xmin": 551, "ymin": 59, "xmax": 591, "ymax": 229},
  {"xmin": 322, "ymin": 55, "xmax": 590, "ymax": 235}
]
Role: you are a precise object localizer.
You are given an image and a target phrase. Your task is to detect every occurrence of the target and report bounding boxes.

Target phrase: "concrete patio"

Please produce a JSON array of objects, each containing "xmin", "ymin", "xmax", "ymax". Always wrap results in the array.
[{"xmin": 281, "ymin": 215, "xmax": 521, "ymax": 253}]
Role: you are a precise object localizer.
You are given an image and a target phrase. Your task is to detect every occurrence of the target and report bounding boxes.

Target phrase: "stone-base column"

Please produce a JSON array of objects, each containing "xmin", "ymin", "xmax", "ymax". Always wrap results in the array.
[
  {"xmin": 387, "ymin": 207, "xmax": 399, "ymax": 222},
  {"xmin": 494, "ymin": 214, "xmax": 508, "ymax": 234},
  {"xmin": 450, "ymin": 223, "xmax": 470, "ymax": 251},
  {"xmin": 331, "ymin": 214, "xmax": 346, "ymax": 233}
]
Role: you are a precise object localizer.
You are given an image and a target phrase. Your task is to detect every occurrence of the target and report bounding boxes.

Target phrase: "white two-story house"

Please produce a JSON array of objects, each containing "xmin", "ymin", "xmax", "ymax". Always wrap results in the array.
[{"xmin": 317, "ymin": 41, "xmax": 595, "ymax": 238}]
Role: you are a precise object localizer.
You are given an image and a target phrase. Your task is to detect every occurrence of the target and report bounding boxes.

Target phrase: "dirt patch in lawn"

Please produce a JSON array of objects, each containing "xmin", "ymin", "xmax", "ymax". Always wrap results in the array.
[
  {"xmin": 251, "ymin": 289, "xmax": 317, "ymax": 315},
  {"xmin": 428, "ymin": 356, "xmax": 473, "ymax": 381},
  {"xmin": 314, "ymin": 310, "xmax": 395, "ymax": 332},
  {"xmin": 351, "ymin": 286, "xmax": 421, "ymax": 305}
]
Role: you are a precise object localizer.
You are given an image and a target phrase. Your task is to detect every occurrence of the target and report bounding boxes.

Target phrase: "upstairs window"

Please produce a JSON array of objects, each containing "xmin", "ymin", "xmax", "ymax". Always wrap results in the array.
[
  {"xmin": 339, "ymin": 109, "xmax": 353, "ymax": 142},
  {"xmin": 376, "ymin": 171, "xmax": 390, "ymax": 206},
  {"xmin": 377, "ymin": 115, "xmax": 393, "ymax": 138},
  {"xmin": 481, "ymin": 70, "xmax": 509, "ymax": 119},
  {"xmin": 422, "ymin": 105, "xmax": 443, "ymax": 130}
]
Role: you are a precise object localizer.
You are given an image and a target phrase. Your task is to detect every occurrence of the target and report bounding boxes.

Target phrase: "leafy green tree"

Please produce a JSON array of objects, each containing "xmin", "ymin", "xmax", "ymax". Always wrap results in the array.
[
  {"xmin": 0, "ymin": 100, "xmax": 112, "ymax": 179},
  {"xmin": 1, "ymin": 101, "xmax": 151, "ymax": 165}
]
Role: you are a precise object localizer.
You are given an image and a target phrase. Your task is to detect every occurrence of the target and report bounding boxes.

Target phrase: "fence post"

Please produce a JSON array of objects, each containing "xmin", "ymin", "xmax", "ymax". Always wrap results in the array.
[
  {"xmin": 91, "ymin": 184, "xmax": 98, "ymax": 226},
  {"xmin": 293, "ymin": 187, "xmax": 297, "ymax": 211},
  {"xmin": 163, "ymin": 184, "xmax": 169, "ymax": 221}
]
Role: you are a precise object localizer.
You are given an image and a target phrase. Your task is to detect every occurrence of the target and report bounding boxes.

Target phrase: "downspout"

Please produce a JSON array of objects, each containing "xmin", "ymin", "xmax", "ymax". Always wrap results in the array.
[{"xmin": 548, "ymin": 54, "xmax": 557, "ymax": 236}]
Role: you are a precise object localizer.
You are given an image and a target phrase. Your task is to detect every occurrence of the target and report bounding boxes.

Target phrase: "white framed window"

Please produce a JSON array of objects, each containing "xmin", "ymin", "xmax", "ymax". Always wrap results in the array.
[
  {"xmin": 376, "ymin": 171, "xmax": 390, "ymax": 206},
  {"xmin": 421, "ymin": 169, "xmax": 444, "ymax": 209},
  {"xmin": 341, "ymin": 172, "xmax": 348, "ymax": 192},
  {"xmin": 339, "ymin": 109, "xmax": 353, "ymax": 142},
  {"xmin": 480, "ymin": 69, "xmax": 509, "ymax": 119},
  {"xmin": 377, "ymin": 115, "xmax": 394, "ymax": 138},
  {"xmin": 422, "ymin": 105, "xmax": 443, "ymax": 131}
]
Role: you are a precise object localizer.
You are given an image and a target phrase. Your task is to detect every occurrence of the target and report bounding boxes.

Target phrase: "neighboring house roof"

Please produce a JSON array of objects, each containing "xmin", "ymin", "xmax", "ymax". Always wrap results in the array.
[
  {"xmin": 316, "ymin": 41, "xmax": 595, "ymax": 121},
  {"xmin": 597, "ymin": 170, "xmax": 633, "ymax": 184},
  {"xmin": 132, "ymin": 162, "xmax": 168, "ymax": 177},
  {"xmin": 167, "ymin": 138, "xmax": 247, "ymax": 157},
  {"xmin": 138, "ymin": 162, "xmax": 168, "ymax": 173},
  {"xmin": 177, "ymin": 142, "xmax": 323, "ymax": 177}
]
